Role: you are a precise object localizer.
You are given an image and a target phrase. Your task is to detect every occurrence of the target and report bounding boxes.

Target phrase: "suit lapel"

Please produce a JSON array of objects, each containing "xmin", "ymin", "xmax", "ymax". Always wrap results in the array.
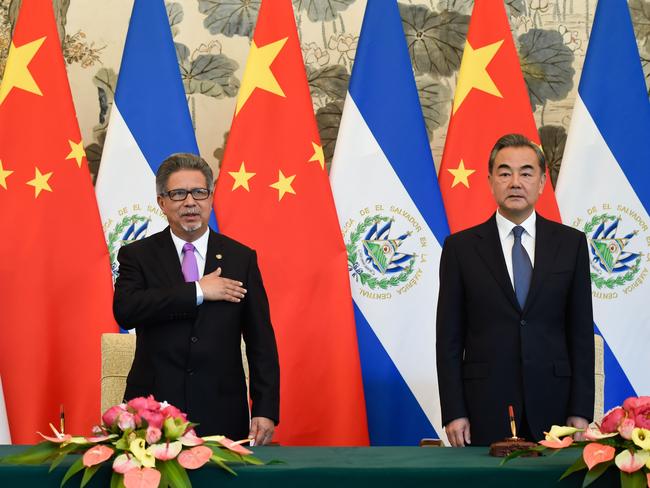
[
  {"xmin": 204, "ymin": 230, "xmax": 224, "ymax": 276},
  {"xmin": 155, "ymin": 227, "xmax": 185, "ymax": 284},
  {"xmin": 523, "ymin": 214, "xmax": 560, "ymax": 313},
  {"xmin": 474, "ymin": 215, "xmax": 521, "ymax": 311}
]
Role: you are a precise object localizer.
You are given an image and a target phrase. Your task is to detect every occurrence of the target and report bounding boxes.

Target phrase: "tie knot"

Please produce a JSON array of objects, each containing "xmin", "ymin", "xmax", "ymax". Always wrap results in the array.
[
  {"xmin": 512, "ymin": 226, "xmax": 525, "ymax": 240},
  {"xmin": 183, "ymin": 242, "xmax": 195, "ymax": 254}
]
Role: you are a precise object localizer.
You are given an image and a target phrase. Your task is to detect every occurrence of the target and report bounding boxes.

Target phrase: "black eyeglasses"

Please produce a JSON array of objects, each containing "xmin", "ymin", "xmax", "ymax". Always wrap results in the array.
[{"xmin": 161, "ymin": 188, "xmax": 211, "ymax": 201}]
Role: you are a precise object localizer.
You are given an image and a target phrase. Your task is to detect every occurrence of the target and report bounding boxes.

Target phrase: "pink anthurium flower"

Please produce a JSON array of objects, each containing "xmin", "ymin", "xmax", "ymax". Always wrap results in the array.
[
  {"xmin": 38, "ymin": 432, "xmax": 72, "ymax": 444},
  {"xmin": 123, "ymin": 467, "xmax": 161, "ymax": 488},
  {"xmin": 149, "ymin": 441, "xmax": 182, "ymax": 461},
  {"xmin": 614, "ymin": 449, "xmax": 650, "ymax": 474},
  {"xmin": 217, "ymin": 437, "xmax": 254, "ymax": 455},
  {"xmin": 113, "ymin": 453, "xmax": 141, "ymax": 474},
  {"xmin": 583, "ymin": 443, "xmax": 616, "ymax": 470},
  {"xmin": 583, "ymin": 426, "xmax": 618, "ymax": 441},
  {"xmin": 179, "ymin": 429, "xmax": 204, "ymax": 446},
  {"xmin": 177, "ymin": 446, "xmax": 213, "ymax": 470},
  {"xmin": 82, "ymin": 445, "xmax": 114, "ymax": 467},
  {"xmin": 539, "ymin": 436, "xmax": 573, "ymax": 449}
]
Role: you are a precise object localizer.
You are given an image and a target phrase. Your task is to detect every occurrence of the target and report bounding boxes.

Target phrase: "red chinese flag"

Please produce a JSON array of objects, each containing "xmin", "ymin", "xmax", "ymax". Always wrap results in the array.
[
  {"xmin": 0, "ymin": 0, "xmax": 116, "ymax": 443},
  {"xmin": 214, "ymin": 0, "xmax": 368, "ymax": 446},
  {"xmin": 439, "ymin": 0, "xmax": 560, "ymax": 233}
]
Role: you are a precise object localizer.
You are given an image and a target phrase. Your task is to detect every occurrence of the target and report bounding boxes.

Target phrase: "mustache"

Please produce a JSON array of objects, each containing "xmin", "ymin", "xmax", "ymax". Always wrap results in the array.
[{"xmin": 180, "ymin": 209, "xmax": 201, "ymax": 216}]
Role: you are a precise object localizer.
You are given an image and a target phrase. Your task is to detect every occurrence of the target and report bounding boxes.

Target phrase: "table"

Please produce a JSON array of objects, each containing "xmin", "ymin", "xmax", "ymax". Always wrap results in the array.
[{"xmin": 0, "ymin": 445, "xmax": 619, "ymax": 487}]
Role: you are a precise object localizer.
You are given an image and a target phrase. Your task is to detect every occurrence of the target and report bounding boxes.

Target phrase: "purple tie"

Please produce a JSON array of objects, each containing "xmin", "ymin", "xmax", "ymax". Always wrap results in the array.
[{"xmin": 182, "ymin": 243, "xmax": 199, "ymax": 282}]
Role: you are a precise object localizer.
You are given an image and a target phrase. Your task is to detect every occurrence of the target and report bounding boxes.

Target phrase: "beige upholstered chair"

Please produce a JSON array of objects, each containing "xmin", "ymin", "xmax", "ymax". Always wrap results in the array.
[
  {"xmin": 100, "ymin": 333, "xmax": 136, "ymax": 414},
  {"xmin": 100, "ymin": 333, "xmax": 251, "ymax": 415}
]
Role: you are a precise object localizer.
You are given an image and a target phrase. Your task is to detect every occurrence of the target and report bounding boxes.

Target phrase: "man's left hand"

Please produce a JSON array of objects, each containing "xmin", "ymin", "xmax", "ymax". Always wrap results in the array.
[
  {"xmin": 566, "ymin": 416, "xmax": 589, "ymax": 441},
  {"xmin": 249, "ymin": 417, "xmax": 275, "ymax": 446}
]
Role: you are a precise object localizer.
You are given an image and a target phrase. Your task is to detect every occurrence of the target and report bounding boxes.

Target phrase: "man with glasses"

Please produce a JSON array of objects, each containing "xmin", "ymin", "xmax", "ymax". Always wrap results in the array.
[{"xmin": 113, "ymin": 153, "xmax": 280, "ymax": 446}]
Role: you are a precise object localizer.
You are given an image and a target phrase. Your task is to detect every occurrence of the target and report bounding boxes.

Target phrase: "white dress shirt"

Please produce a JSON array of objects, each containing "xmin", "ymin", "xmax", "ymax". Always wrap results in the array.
[
  {"xmin": 169, "ymin": 228, "xmax": 209, "ymax": 305},
  {"xmin": 495, "ymin": 210, "xmax": 536, "ymax": 289}
]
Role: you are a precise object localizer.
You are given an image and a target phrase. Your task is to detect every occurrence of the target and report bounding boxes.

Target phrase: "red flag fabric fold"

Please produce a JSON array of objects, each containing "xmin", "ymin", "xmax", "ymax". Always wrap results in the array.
[
  {"xmin": 214, "ymin": 0, "xmax": 368, "ymax": 446},
  {"xmin": 0, "ymin": 0, "xmax": 116, "ymax": 443}
]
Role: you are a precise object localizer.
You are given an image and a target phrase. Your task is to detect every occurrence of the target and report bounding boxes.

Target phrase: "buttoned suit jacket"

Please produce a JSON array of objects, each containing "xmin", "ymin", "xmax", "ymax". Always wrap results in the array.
[
  {"xmin": 113, "ymin": 228, "xmax": 280, "ymax": 439},
  {"xmin": 436, "ymin": 213, "xmax": 594, "ymax": 445}
]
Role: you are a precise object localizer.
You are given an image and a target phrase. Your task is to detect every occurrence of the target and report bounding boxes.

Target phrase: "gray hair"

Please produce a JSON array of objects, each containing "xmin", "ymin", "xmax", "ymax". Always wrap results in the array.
[
  {"xmin": 488, "ymin": 134, "xmax": 546, "ymax": 174},
  {"xmin": 155, "ymin": 153, "xmax": 214, "ymax": 195}
]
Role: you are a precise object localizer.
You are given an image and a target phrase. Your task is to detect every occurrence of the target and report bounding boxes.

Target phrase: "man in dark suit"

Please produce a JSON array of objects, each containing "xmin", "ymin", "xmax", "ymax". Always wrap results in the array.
[
  {"xmin": 113, "ymin": 153, "xmax": 279, "ymax": 445},
  {"xmin": 436, "ymin": 134, "xmax": 594, "ymax": 447}
]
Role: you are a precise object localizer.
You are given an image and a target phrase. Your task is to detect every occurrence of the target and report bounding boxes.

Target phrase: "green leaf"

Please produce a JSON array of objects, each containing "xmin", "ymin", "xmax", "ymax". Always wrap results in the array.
[
  {"xmin": 621, "ymin": 470, "xmax": 647, "ymax": 488},
  {"xmin": 242, "ymin": 455, "xmax": 264, "ymax": 466},
  {"xmin": 60, "ymin": 457, "xmax": 85, "ymax": 488},
  {"xmin": 110, "ymin": 471, "xmax": 125, "ymax": 488},
  {"xmin": 114, "ymin": 436, "xmax": 130, "ymax": 451},
  {"xmin": 559, "ymin": 454, "xmax": 587, "ymax": 481},
  {"xmin": 158, "ymin": 459, "xmax": 191, "ymax": 488},
  {"xmin": 205, "ymin": 445, "xmax": 244, "ymax": 463},
  {"xmin": 80, "ymin": 464, "xmax": 101, "ymax": 488},
  {"xmin": 501, "ymin": 445, "xmax": 547, "ymax": 464},
  {"xmin": 582, "ymin": 461, "xmax": 613, "ymax": 487},
  {"xmin": 399, "ymin": 3, "xmax": 469, "ymax": 77},
  {"xmin": 265, "ymin": 459, "xmax": 286, "ymax": 465},
  {"xmin": 210, "ymin": 456, "xmax": 236, "ymax": 475},
  {"xmin": 198, "ymin": 0, "xmax": 260, "ymax": 38},
  {"xmin": 0, "ymin": 442, "xmax": 60, "ymax": 464},
  {"xmin": 49, "ymin": 445, "xmax": 78, "ymax": 473}
]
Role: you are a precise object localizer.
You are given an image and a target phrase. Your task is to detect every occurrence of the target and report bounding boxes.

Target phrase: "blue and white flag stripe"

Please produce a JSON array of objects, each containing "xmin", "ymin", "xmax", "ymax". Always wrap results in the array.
[
  {"xmin": 96, "ymin": 0, "xmax": 201, "ymax": 281},
  {"xmin": 556, "ymin": 0, "xmax": 649, "ymax": 410},
  {"xmin": 330, "ymin": 1, "xmax": 449, "ymax": 445}
]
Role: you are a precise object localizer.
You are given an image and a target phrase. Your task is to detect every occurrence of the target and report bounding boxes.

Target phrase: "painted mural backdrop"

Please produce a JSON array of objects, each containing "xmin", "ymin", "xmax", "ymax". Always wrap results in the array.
[{"xmin": 1, "ymin": 0, "xmax": 650, "ymax": 188}]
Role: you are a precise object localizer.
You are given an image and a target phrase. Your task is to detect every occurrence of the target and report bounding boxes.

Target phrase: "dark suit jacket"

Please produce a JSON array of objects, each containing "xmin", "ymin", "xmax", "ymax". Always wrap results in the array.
[
  {"xmin": 436, "ymin": 213, "xmax": 594, "ymax": 445},
  {"xmin": 113, "ymin": 228, "xmax": 280, "ymax": 439}
]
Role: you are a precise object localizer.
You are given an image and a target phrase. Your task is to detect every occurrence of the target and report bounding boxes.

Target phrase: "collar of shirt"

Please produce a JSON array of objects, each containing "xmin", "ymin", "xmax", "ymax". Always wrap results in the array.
[
  {"xmin": 495, "ymin": 210, "xmax": 537, "ymax": 286},
  {"xmin": 169, "ymin": 227, "xmax": 209, "ymax": 276},
  {"xmin": 495, "ymin": 210, "xmax": 537, "ymax": 242}
]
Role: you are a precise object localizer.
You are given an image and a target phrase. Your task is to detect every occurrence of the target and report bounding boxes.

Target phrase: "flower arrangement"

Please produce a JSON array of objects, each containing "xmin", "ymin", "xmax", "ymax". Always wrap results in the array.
[
  {"xmin": 505, "ymin": 396, "xmax": 650, "ymax": 488},
  {"xmin": 1, "ymin": 396, "xmax": 264, "ymax": 488}
]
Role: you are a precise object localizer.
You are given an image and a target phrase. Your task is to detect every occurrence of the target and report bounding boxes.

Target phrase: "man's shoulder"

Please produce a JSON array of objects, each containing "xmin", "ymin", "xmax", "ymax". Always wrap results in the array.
[
  {"xmin": 537, "ymin": 214, "xmax": 586, "ymax": 242},
  {"xmin": 444, "ymin": 217, "xmax": 495, "ymax": 247},
  {"xmin": 211, "ymin": 230, "xmax": 256, "ymax": 255},
  {"xmin": 118, "ymin": 228, "xmax": 169, "ymax": 256}
]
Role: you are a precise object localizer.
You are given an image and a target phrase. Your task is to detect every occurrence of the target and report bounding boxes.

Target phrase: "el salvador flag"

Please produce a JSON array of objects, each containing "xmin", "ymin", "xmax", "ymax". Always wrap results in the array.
[
  {"xmin": 330, "ymin": 1, "xmax": 449, "ymax": 445},
  {"xmin": 96, "ymin": 0, "xmax": 203, "ymax": 282},
  {"xmin": 556, "ymin": 0, "xmax": 650, "ymax": 412}
]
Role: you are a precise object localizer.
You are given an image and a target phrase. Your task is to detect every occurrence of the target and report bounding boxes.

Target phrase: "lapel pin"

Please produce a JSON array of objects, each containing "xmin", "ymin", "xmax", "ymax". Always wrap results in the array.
[{"xmin": 216, "ymin": 254, "xmax": 223, "ymax": 260}]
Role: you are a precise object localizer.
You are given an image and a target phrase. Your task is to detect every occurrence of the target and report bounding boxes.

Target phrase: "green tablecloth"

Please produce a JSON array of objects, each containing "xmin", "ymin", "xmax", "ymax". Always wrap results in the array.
[{"xmin": 0, "ymin": 445, "xmax": 619, "ymax": 487}]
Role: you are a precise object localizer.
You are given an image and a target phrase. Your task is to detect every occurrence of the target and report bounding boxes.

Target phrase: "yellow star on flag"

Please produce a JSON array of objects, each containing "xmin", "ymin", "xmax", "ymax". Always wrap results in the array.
[
  {"xmin": 269, "ymin": 170, "xmax": 296, "ymax": 201},
  {"xmin": 235, "ymin": 37, "xmax": 288, "ymax": 115},
  {"xmin": 452, "ymin": 39, "xmax": 504, "ymax": 114},
  {"xmin": 26, "ymin": 167, "xmax": 53, "ymax": 198},
  {"xmin": 308, "ymin": 142, "xmax": 325, "ymax": 170},
  {"xmin": 0, "ymin": 36, "xmax": 46, "ymax": 106},
  {"xmin": 0, "ymin": 160, "xmax": 14, "ymax": 189},
  {"xmin": 228, "ymin": 162, "xmax": 256, "ymax": 191},
  {"xmin": 66, "ymin": 139, "xmax": 86, "ymax": 168},
  {"xmin": 448, "ymin": 160, "xmax": 476, "ymax": 188}
]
